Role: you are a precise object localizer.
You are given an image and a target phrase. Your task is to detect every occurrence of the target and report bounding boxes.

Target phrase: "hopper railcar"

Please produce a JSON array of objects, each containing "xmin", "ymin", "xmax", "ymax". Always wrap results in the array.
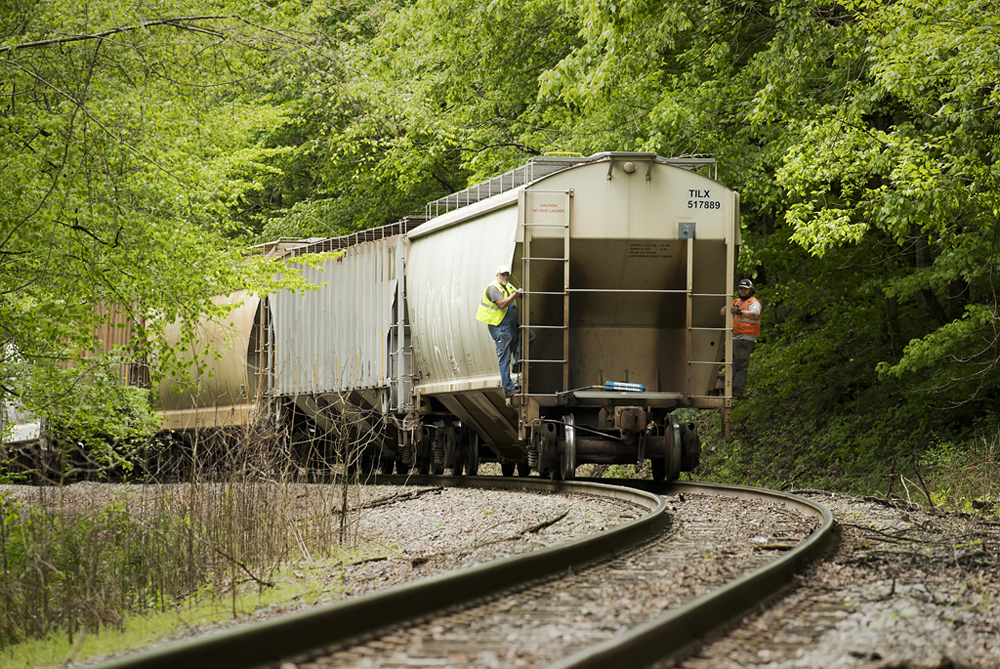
[
  {"xmin": 265, "ymin": 152, "xmax": 741, "ymax": 480},
  {"xmin": 6, "ymin": 152, "xmax": 741, "ymax": 482}
]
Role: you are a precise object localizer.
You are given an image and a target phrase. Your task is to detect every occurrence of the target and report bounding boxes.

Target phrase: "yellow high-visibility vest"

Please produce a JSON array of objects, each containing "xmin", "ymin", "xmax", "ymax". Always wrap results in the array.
[{"xmin": 475, "ymin": 281, "xmax": 516, "ymax": 326}]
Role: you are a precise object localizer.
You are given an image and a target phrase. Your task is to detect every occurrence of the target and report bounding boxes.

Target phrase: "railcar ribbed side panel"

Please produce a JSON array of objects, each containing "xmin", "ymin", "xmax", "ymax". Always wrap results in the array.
[{"xmin": 270, "ymin": 237, "xmax": 399, "ymax": 396}]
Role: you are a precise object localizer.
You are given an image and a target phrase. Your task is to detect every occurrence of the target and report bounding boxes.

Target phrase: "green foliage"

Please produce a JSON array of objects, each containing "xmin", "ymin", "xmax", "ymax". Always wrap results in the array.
[
  {"xmin": 0, "ymin": 494, "xmax": 181, "ymax": 646},
  {"xmin": 0, "ymin": 0, "xmax": 315, "ymax": 448},
  {"xmin": 3, "ymin": 0, "xmax": 1000, "ymax": 503},
  {"xmin": 918, "ymin": 425, "xmax": 1000, "ymax": 514},
  {"xmin": 240, "ymin": 0, "xmax": 584, "ymax": 239},
  {"xmin": 772, "ymin": 0, "xmax": 1000, "ymax": 404},
  {"xmin": 0, "ymin": 459, "xmax": 345, "ymax": 652}
]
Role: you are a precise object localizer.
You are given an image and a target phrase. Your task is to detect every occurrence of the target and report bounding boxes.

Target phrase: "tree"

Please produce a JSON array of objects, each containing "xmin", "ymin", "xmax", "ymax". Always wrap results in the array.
[
  {"xmin": 235, "ymin": 0, "xmax": 585, "ymax": 241},
  {"xmin": 776, "ymin": 0, "xmax": 1000, "ymax": 405},
  {"xmin": 0, "ymin": 0, "xmax": 307, "ymax": 453}
]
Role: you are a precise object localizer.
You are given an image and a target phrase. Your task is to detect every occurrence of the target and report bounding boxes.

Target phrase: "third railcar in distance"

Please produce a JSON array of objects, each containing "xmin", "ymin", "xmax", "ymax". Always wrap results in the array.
[{"xmin": 265, "ymin": 152, "xmax": 742, "ymax": 480}]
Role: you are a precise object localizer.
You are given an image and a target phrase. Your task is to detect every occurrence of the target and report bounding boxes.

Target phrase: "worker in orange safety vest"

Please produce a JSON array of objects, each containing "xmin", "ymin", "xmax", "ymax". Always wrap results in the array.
[{"xmin": 720, "ymin": 278, "xmax": 762, "ymax": 398}]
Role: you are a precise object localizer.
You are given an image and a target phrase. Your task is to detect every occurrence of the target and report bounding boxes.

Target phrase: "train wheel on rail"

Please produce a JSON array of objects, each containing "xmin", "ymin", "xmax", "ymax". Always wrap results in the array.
[
  {"xmin": 378, "ymin": 456, "xmax": 394, "ymax": 475},
  {"xmin": 501, "ymin": 462, "xmax": 516, "ymax": 477},
  {"xmin": 680, "ymin": 422, "xmax": 702, "ymax": 471},
  {"xmin": 651, "ymin": 458, "xmax": 667, "ymax": 481},
  {"xmin": 463, "ymin": 433, "xmax": 480, "ymax": 476},
  {"xmin": 516, "ymin": 460, "xmax": 531, "ymax": 477},
  {"xmin": 562, "ymin": 414, "xmax": 577, "ymax": 481}
]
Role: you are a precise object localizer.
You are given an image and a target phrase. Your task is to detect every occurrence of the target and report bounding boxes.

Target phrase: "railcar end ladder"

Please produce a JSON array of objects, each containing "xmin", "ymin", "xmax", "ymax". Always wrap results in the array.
[{"xmin": 520, "ymin": 191, "xmax": 572, "ymax": 402}]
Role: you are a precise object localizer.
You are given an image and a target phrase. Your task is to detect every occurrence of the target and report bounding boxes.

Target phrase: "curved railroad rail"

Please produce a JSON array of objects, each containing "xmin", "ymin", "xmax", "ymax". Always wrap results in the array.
[{"xmin": 95, "ymin": 478, "xmax": 834, "ymax": 669}]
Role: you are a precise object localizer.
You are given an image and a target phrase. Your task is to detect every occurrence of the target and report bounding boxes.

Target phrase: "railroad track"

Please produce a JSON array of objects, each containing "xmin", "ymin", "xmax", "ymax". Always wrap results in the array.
[{"xmin": 97, "ymin": 478, "xmax": 834, "ymax": 669}]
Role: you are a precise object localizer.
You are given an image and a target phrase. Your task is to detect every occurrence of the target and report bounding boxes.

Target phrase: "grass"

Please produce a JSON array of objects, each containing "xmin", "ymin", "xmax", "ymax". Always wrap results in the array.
[
  {"xmin": 0, "ymin": 414, "xmax": 385, "ymax": 666},
  {"xmin": 6, "ymin": 403, "xmax": 996, "ymax": 667},
  {"xmin": 1, "ymin": 546, "xmax": 393, "ymax": 668},
  {"xmin": 693, "ymin": 404, "xmax": 1000, "ymax": 517},
  {"xmin": 911, "ymin": 435, "xmax": 1000, "ymax": 513}
]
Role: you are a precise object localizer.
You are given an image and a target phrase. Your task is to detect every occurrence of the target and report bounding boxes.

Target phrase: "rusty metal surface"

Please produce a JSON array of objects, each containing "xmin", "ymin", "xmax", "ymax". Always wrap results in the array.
[{"xmin": 155, "ymin": 291, "xmax": 261, "ymax": 430}]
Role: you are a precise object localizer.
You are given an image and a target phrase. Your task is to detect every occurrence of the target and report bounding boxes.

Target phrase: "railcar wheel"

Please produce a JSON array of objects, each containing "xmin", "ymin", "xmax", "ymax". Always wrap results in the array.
[
  {"xmin": 668, "ymin": 414, "xmax": 683, "ymax": 481},
  {"xmin": 465, "ymin": 436, "xmax": 480, "ymax": 476},
  {"xmin": 651, "ymin": 458, "xmax": 666, "ymax": 482},
  {"xmin": 417, "ymin": 456, "xmax": 430, "ymax": 475},
  {"xmin": 516, "ymin": 460, "xmax": 531, "ymax": 477},
  {"xmin": 501, "ymin": 462, "xmax": 516, "ymax": 477},
  {"xmin": 562, "ymin": 414, "xmax": 577, "ymax": 481},
  {"xmin": 378, "ymin": 456, "xmax": 394, "ymax": 475},
  {"xmin": 680, "ymin": 422, "xmax": 702, "ymax": 471}
]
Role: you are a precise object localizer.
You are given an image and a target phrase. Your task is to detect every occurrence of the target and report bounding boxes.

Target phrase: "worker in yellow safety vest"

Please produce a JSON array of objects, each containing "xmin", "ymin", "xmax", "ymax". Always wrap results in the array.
[
  {"xmin": 476, "ymin": 265, "xmax": 523, "ymax": 396},
  {"xmin": 720, "ymin": 278, "xmax": 762, "ymax": 398}
]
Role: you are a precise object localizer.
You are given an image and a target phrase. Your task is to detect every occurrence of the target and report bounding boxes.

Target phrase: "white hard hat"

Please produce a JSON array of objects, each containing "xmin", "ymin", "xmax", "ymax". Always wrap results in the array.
[{"xmin": 496, "ymin": 264, "xmax": 511, "ymax": 275}]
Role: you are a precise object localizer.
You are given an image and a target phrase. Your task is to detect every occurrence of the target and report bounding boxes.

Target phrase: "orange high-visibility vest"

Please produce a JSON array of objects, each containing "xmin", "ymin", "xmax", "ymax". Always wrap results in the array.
[{"xmin": 732, "ymin": 296, "xmax": 761, "ymax": 337}]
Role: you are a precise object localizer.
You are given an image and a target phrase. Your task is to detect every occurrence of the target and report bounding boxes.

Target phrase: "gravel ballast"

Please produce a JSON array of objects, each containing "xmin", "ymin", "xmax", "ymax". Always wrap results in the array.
[
  {"xmin": 667, "ymin": 491, "xmax": 1000, "ymax": 669},
  {"xmin": 2, "ymin": 481, "xmax": 998, "ymax": 668}
]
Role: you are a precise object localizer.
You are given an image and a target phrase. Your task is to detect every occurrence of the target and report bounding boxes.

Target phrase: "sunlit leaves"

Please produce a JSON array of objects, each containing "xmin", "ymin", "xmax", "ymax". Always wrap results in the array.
[
  {"xmin": 778, "ymin": 0, "xmax": 1000, "ymax": 256},
  {"xmin": 0, "ymin": 0, "xmax": 310, "ymax": 443},
  {"xmin": 763, "ymin": 0, "xmax": 1000, "ymax": 412},
  {"xmin": 778, "ymin": 120, "xmax": 961, "ymax": 253}
]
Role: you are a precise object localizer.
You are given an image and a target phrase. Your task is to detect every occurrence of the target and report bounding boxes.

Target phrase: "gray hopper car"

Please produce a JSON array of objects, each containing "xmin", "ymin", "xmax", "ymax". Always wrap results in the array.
[{"xmin": 264, "ymin": 151, "xmax": 742, "ymax": 480}]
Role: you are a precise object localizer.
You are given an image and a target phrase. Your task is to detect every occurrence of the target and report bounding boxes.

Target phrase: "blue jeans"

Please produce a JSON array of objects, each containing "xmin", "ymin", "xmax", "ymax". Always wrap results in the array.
[{"xmin": 488, "ymin": 315, "xmax": 520, "ymax": 393}]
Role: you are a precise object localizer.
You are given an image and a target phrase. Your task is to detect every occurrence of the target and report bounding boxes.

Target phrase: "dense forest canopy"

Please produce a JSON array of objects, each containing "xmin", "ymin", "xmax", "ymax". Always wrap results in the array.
[{"xmin": 3, "ymin": 0, "xmax": 1000, "ymax": 489}]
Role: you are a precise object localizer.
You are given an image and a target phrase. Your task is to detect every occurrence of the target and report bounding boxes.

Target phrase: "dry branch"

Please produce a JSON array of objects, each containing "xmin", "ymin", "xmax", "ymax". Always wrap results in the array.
[{"xmin": 0, "ymin": 16, "xmax": 233, "ymax": 54}]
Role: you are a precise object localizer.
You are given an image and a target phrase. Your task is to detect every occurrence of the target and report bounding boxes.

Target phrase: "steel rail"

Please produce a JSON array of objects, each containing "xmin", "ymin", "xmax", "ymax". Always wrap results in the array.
[
  {"xmin": 95, "ymin": 476, "xmax": 668, "ymax": 669},
  {"xmin": 549, "ymin": 480, "xmax": 836, "ymax": 669}
]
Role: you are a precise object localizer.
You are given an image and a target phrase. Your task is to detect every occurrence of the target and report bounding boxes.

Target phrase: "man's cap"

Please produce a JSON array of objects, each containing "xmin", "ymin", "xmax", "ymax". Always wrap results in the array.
[
  {"xmin": 496, "ymin": 264, "xmax": 511, "ymax": 275},
  {"xmin": 738, "ymin": 279, "xmax": 754, "ymax": 289}
]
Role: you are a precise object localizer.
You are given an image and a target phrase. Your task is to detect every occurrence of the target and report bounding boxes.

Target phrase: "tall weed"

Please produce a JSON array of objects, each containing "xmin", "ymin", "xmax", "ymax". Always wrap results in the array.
[
  {"xmin": 0, "ymin": 418, "xmax": 348, "ymax": 652},
  {"xmin": 918, "ymin": 434, "xmax": 1000, "ymax": 514}
]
